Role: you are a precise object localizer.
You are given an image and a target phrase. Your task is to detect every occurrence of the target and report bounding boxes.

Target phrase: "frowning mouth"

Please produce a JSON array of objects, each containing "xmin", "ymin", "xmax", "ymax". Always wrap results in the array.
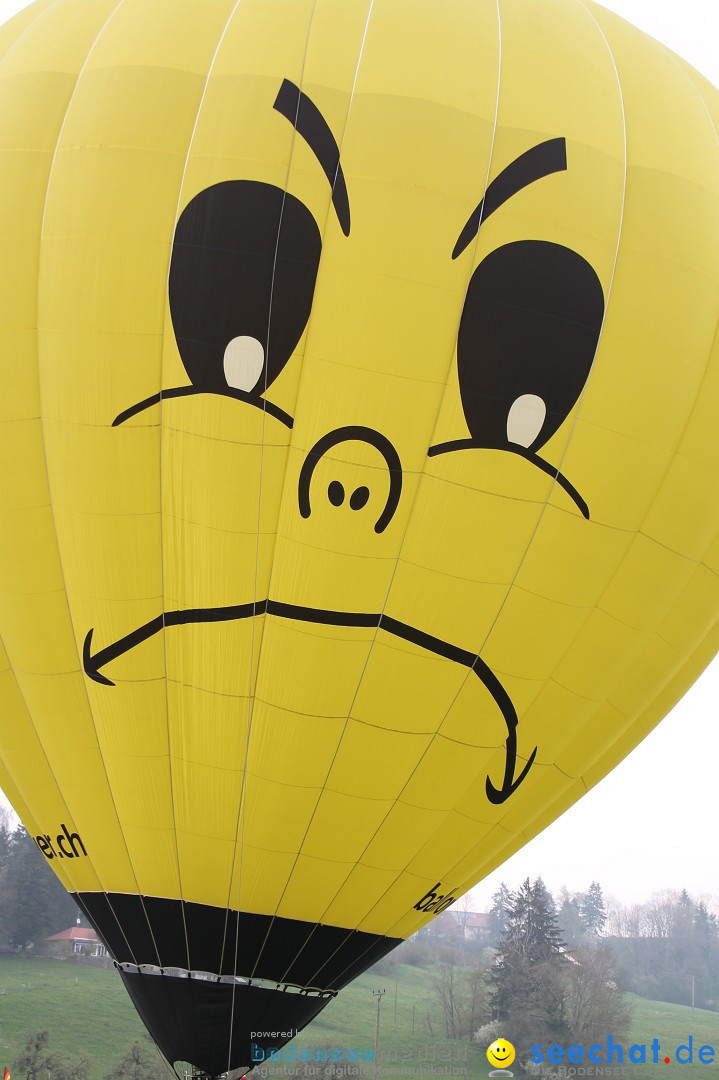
[{"xmin": 83, "ymin": 600, "xmax": 537, "ymax": 805}]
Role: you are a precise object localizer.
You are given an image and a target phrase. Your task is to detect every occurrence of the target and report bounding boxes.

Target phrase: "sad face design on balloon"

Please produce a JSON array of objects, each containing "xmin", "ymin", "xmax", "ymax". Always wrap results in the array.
[{"xmin": 84, "ymin": 78, "xmax": 604, "ymax": 806}]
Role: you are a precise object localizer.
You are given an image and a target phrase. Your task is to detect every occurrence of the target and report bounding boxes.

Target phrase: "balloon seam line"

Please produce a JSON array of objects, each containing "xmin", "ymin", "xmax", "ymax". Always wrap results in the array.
[
  {"xmin": 276, "ymin": 0, "xmax": 508, "ymax": 991},
  {"xmin": 152, "ymin": 0, "xmax": 252, "ymax": 1063},
  {"xmin": 33, "ymin": 0, "xmax": 174, "ymax": 1012},
  {"xmin": 244, "ymin": 0, "xmax": 379, "ymax": 993},
  {"xmin": 223, "ymin": 2, "xmax": 329, "ymax": 1055},
  {"xmin": 420, "ymin": 0, "xmax": 631, "ymax": 912}
]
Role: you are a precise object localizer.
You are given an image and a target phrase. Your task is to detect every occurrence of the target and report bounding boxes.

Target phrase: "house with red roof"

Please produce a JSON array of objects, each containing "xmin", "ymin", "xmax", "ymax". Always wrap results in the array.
[
  {"xmin": 45, "ymin": 924, "xmax": 107, "ymax": 958},
  {"xmin": 425, "ymin": 908, "xmax": 491, "ymax": 942}
]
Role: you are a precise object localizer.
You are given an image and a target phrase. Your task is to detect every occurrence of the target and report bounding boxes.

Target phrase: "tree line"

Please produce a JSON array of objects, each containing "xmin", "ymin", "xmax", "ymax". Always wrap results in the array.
[
  {"xmin": 426, "ymin": 878, "xmax": 630, "ymax": 1061},
  {"xmin": 419, "ymin": 876, "xmax": 719, "ymax": 1067},
  {"xmin": 0, "ymin": 813, "xmax": 82, "ymax": 947},
  {"xmin": 11, "ymin": 1031, "xmax": 168, "ymax": 1080},
  {"xmin": 554, "ymin": 882, "xmax": 719, "ymax": 1009},
  {"xmin": 603, "ymin": 888, "xmax": 719, "ymax": 1009}
]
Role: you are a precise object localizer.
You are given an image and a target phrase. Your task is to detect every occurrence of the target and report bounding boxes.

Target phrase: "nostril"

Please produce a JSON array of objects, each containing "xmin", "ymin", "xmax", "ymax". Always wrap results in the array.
[
  {"xmin": 328, "ymin": 480, "xmax": 345, "ymax": 506},
  {"xmin": 327, "ymin": 482, "xmax": 371, "ymax": 511},
  {"xmin": 349, "ymin": 486, "xmax": 370, "ymax": 510},
  {"xmin": 298, "ymin": 426, "xmax": 402, "ymax": 533}
]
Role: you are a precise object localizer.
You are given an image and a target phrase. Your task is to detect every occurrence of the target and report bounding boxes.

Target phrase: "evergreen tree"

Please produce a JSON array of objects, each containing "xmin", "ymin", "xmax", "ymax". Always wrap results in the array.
[
  {"xmin": 489, "ymin": 878, "xmax": 567, "ymax": 1055},
  {"xmin": 0, "ymin": 804, "xmax": 12, "ymax": 871},
  {"xmin": 487, "ymin": 883, "xmax": 512, "ymax": 945},
  {"xmin": 0, "ymin": 805, "xmax": 12, "ymax": 939},
  {"xmin": 691, "ymin": 902, "xmax": 719, "ymax": 1007},
  {"xmin": 3, "ymin": 827, "xmax": 79, "ymax": 946},
  {"xmin": 558, "ymin": 894, "xmax": 586, "ymax": 949},
  {"xmin": 531, "ymin": 879, "xmax": 565, "ymax": 957},
  {"xmin": 670, "ymin": 890, "xmax": 696, "ymax": 967},
  {"xmin": 694, "ymin": 901, "xmax": 718, "ymax": 944},
  {"xmin": 580, "ymin": 881, "xmax": 606, "ymax": 936}
]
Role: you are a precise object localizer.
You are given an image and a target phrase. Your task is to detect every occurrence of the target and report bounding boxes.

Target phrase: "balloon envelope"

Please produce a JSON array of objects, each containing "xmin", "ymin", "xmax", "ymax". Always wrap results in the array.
[{"xmin": 0, "ymin": 0, "xmax": 718, "ymax": 1074}]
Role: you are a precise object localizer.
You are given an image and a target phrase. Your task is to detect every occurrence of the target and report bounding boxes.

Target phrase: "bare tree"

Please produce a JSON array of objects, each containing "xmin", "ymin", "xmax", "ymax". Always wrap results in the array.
[
  {"xmin": 605, "ymin": 896, "xmax": 646, "ymax": 939},
  {"xmin": 104, "ymin": 1041, "xmax": 168, "ymax": 1080},
  {"xmin": 643, "ymin": 891, "xmax": 680, "ymax": 939},
  {"xmin": 454, "ymin": 892, "xmax": 473, "ymax": 948},
  {"xmin": 432, "ymin": 949, "xmax": 490, "ymax": 1039},
  {"xmin": 13, "ymin": 1031, "xmax": 90, "ymax": 1080},
  {"xmin": 565, "ymin": 945, "xmax": 632, "ymax": 1045},
  {"xmin": 432, "ymin": 949, "xmax": 464, "ymax": 1038}
]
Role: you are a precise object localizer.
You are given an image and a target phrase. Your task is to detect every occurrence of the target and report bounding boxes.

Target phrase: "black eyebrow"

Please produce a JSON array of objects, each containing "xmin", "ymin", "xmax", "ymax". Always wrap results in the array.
[
  {"xmin": 274, "ymin": 78, "xmax": 351, "ymax": 236},
  {"xmin": 452, "ymin": 137, "xmax": 567, "ymax": 259}
]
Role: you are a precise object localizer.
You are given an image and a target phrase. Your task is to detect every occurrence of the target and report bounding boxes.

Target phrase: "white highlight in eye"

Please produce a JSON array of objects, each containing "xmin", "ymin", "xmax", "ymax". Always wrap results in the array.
[
  {"xmin": 507, "ymin": 393, "xmax": 546, "ymax": 447},
  {"xmin": 223, "ymin": 335, "xmax": 265, "ymax": 392}
]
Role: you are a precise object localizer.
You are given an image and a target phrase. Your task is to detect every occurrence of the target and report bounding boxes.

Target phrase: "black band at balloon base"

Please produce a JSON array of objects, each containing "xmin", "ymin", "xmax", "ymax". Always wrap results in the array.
[
  {"xmin": 74, "ymin": 892, "xmax": 402, "ymax": 1076},
  {"xmin": 74, "ymin": 892, "xmax": 400, "ymax": 989},
  {"xmin": 119, "ymin": 968, "xmax": 329, "ymax": 1078}
]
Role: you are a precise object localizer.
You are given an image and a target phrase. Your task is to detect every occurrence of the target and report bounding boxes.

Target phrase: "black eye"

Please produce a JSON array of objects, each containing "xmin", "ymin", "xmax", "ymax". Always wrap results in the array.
[
  {"xmin": 168, "ymin": 180, "xmax": 321, "ymax": 398},
  {"xmin": 456, "ymin": 240, "xmax": 605, "ymax": 452}
]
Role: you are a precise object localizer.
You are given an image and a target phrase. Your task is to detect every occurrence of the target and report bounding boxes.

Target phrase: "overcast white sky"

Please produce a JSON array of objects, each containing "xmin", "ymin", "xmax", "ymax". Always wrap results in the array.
[{"xmin": 0, "ymin": 0, "xmax": 717, "ymax": 908}]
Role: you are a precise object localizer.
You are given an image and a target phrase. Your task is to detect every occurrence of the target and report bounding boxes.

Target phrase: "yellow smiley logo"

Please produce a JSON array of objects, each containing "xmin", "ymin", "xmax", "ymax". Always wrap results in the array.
[{"xmin": 487, "ymin": 1040, "xmax": 516, "ymax": 1070}]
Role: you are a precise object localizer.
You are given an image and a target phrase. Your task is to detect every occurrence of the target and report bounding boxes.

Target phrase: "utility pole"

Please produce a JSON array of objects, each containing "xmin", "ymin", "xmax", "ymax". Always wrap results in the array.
[
  {"xmin": 372, "ymin": 988, "xmax": 386, "ymax": 1080},
  {"xmin": 692, "ymin": 974, "xmax": 695, "ymax": 1008}
]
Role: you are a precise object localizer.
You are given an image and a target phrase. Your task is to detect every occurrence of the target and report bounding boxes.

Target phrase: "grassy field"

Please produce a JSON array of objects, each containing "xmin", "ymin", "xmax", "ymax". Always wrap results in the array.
[
  {"xmin": 0, "ymin": 956, "xmax": 717, "ymax": 1080},
  {"xmin": 0, "ymin": 955, "xmax": 154, "ymax": 1076},
  {"xmin": 624, "ymin": 995, "xmax": 719, "ymax": 1079}
]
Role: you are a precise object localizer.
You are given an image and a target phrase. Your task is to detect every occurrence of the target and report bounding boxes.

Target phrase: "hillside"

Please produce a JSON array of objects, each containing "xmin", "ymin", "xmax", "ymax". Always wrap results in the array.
[{"xmin": 0, "ymin": 957, "xmax": 717, "ymax": 1079}]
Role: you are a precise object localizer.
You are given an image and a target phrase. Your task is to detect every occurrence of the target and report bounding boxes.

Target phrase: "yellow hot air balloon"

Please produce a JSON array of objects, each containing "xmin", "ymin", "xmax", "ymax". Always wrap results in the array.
[{"xmin": 0, "ymin": 0, "xmax": 718, "ymax": 1074}]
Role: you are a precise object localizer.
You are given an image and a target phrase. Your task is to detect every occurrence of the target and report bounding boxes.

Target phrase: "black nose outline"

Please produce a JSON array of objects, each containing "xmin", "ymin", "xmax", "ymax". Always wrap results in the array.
[{"xmin": 298, "ymin": 425, "xmax": 402, "ymax": 534}]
